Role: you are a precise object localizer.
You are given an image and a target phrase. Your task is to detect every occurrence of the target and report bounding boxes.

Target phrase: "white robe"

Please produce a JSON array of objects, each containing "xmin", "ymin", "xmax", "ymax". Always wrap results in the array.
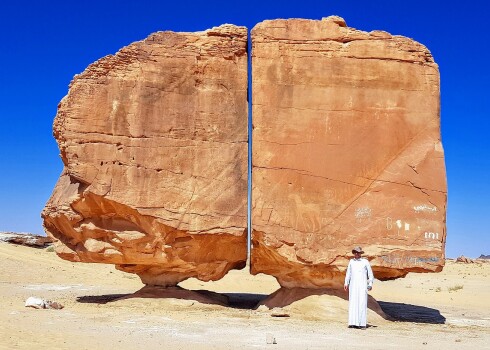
[{"xmin": 344, "ymin": 258, "xmax": 374, "ymax": 327}]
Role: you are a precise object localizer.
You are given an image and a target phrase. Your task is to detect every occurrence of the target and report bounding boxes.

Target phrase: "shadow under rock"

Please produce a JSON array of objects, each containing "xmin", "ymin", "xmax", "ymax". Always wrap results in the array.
[
  {"xmin": 77, "ymin": 294, "xmax": 129, "ymax": 304},
  {"xmin": 77, "ymin": 290, "xmax": 270, "ymax": 309},
  {"xmin": 378, "ymin": 301, "xmax": 446, "ymax": 324},
  {"xmin": 222, "ymin": 293, "xmax": 269, "ymax": 309},
  {"xmin": 76, "ymin": 286, "xmax": 230, "ymax": 306}
]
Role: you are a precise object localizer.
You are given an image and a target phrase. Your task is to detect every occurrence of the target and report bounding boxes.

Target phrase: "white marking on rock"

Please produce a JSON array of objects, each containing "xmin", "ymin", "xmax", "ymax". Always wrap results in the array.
[
  {"xmin": 414, "ymin": 204, "xmax": 437, "ymax": 213},
  {"xmin": 396, "ymin": 220, "xmax": 402, "ymax": 229},
  {"xmin": 354, "ymin": 207, "xmax": 372, "ymax": 219}
]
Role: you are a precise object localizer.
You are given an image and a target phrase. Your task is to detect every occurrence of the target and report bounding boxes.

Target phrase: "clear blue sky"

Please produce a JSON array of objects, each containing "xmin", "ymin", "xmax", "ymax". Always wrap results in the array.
[{"xmin": 0, "ymin": 1, "xmax": 488, "ymax": 258}]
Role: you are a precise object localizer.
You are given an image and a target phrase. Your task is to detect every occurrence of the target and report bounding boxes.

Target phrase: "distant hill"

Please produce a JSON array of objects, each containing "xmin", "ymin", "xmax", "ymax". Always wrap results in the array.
[{"xmin": 478, "ymin": 254, "xmax": 490, "ymax": 259}]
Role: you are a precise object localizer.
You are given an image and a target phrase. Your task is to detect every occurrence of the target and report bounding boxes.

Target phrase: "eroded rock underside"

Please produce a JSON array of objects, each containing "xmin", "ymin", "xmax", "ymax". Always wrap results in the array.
[
  {"xmin": 42, "ymin": 25, "xmax": 248, "ymax": 286},
  {"xmin": 251, "ymin": 17, "xmax": 447, "ymax": 288}
]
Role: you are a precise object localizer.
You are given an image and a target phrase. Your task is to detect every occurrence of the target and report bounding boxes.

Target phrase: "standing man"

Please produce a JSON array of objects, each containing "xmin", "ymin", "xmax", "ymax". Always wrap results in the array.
[{"xmin": 344, "ymin": 246, "xmax": 374, "ymax": 329}]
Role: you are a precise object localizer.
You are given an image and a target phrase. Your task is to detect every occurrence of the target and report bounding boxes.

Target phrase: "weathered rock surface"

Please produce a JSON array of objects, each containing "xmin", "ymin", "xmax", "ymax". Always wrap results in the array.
[
  {"xmin": 42, "ymin": 25, "xmax": 248, "ymax": 286},
  {"xmin": 0, "ymin": 232, "xmax": 54, "ymax": 248},
  {"xmin": 251, "ymin": 16, "xmax": 447, "ymax": 288},
  {"xmin": 456, "ymin": 256, "xmax": 474, "ymax": 264}
]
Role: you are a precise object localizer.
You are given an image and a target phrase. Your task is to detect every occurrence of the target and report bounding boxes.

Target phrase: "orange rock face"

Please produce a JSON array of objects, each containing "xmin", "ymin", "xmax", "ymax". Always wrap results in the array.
[
  {"xmin": 251, "ymin": 17, "xmax": 447, "ymax": 288},
  {"xmin": 42, "ymin": 25, "xmax": 248, "ymax": 286}
]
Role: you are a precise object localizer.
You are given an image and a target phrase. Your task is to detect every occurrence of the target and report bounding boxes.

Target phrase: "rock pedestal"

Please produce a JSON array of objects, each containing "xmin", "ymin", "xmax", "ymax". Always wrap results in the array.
[
  {"xmin": 251, "ymin": 16, "xmax": 447, "ymax": 288},
  {"xmin": 42, "ymin": 25, "xmax": 249, "ymax": 286},
  {"xmin": 43, "ymin": 16, "xmax": 447, "ymax": 291}
]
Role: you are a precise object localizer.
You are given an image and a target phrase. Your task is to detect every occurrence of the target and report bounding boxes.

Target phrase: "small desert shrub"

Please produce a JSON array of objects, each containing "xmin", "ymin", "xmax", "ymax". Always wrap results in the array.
[
  {"xmin": 435, "ymin": 287, "xmax": 441, "ymax": 292},
  {"xmin": 45, "ymin": 245, "xmax": 55, "ymax": 252},
  {"xmin": 448, "ymin": 284, "xmax": 464, "ymax": 292}
]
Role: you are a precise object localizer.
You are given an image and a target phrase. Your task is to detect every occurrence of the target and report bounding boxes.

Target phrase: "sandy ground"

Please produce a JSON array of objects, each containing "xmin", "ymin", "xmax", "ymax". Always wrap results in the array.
[{"xmin": 0, "ymin": 242, "xmax": 489, "ymax": 349}]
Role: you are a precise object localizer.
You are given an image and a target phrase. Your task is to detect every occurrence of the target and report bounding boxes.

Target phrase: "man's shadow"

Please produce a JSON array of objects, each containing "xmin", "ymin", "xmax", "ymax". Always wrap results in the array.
[{"xmin": 377, "ymin": 301, "xmax": 446, "ymax": 324}]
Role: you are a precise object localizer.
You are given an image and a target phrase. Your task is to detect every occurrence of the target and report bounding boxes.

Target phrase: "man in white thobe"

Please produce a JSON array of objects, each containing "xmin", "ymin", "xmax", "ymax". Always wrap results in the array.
[{"xmin": 344, "ymin": 246, "xmax": 374, "ymax": 329}]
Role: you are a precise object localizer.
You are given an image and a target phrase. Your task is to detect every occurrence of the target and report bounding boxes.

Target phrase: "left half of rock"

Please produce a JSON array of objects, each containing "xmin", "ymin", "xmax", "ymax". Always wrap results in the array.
[{"xmin": 42, "ymin": 25, "xmax": 249, "ymax": 287}]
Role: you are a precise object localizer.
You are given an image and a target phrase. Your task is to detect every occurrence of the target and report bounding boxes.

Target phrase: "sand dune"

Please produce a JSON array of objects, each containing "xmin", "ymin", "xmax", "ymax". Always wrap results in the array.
[{"xmin": 0, "ymin": 242, "xmax": 488, "ymax": 349}]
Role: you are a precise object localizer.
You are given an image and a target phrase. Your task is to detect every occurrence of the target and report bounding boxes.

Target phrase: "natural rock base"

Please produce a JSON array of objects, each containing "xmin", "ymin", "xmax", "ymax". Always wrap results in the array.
[
  {"xmin": 256, "ymin": 287, "xmax": 390, "ymax": 322},
  {"xmin": 117, "ymin": 260, "xmax": 247, "ymax": 287},
  {"xmin": 115, "ymin": 285, "xmax": 229, "ymax": 306}
]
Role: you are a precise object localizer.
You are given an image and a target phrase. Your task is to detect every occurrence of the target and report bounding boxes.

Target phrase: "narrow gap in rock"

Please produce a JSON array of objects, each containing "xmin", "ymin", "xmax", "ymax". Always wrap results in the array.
[{"xmin": 247, "ymin": 29, "xmax": 253, "ymax": 266}]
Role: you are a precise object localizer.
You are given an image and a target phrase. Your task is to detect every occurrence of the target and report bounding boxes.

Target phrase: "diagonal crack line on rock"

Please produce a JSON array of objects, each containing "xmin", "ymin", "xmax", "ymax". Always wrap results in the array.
[
  {"xmin": 190, "ymin": 226, "xmax": 246, "ymax": 234},
  {"xmin": 193, "ymin": 162, "xmax": 246, "ymax": 203},
  {"xmin": 208, "ymin": 171, "xmax": 248, "ymax": 211},
  {"xmin": 342, "ymin": 55, "xmax": 431, "ymax": 65},
  {"xmin": 408, "ymin": 164, "xmax": 419, "ymax": 174},
  {"xmin": 253, "ymin": 165, "xmax": 364, "ymax": 188},
  {"xmin": 360, "ymin": 177, "xmax": 446, "ymax": 194},
  {"xmin": 329, "ymin": 124, "xmax": 438, "ymax": 223},
  {"xmin": 153, "ymin": 186, "xmax": 200, "ymax": 239},
  {"xmin": 407, "ymin": 181, "xmax": 438, "ymax": 208}
]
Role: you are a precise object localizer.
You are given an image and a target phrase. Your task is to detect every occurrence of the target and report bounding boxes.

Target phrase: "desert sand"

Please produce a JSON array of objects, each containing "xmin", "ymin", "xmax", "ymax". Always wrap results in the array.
[{"xmin": 0, "ymin": 242, "xmax": 488, "ymax": 349}]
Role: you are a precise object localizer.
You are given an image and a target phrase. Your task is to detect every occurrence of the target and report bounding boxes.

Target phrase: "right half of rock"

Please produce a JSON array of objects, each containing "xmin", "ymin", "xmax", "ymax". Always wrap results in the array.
[{"xmin": 251, "ymin": 16, "xmax": 447, "ymax": 288}]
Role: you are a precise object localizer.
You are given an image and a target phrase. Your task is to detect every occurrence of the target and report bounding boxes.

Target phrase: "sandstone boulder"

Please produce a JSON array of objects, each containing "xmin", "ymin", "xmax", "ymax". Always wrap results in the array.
[
  {"xmin": 456, "ymin": 256, "xmax": 474, "ymax": 264},
  {"xmin": 42, "ymin": 25, "xmax": 248, "ymax": 286},
  {"xmin": 251, "ymin": 16, "xmax": 447, "ymax": 288},
  {"xmin": 0, "ymin": 232, "xmax": 54, "ymax": 248}
]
